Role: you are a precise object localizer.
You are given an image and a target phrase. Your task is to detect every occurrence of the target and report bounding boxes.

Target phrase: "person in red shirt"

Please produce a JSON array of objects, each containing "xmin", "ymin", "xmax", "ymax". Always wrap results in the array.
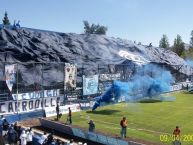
[
  {"xmin": 120, "ymin": 117, "xmax": 128, "ymax": 138},
  {"xmin": 173, "ymin": 126, "xmax": 181, "ymax": 139}
]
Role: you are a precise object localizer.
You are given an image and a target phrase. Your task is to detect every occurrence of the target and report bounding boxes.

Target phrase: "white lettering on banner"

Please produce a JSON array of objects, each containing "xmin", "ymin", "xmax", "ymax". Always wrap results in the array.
[
  {"xmin": 170, "ymin": 84, "xmax": 182, "ymax": 91},
  {"xmin": 169, "ymin": 82, "xmax": 193, "ymax": 92},
  {"xmin": 182, "ymin": 82, "xmax": 193, "ymax": 87},
  {"xmin": 12, "ymin": 89, "xmax": 60, "ymax": 100},
  {"xmin": 45, "ymin": 104, "xmax": 81, "ymax": 117},
  {"xmin": 0, "ymin": 96, "xmax": 63, "ymax": 115},
  {"xmin": 79, "ymin": 101, "xmax": 94, "ymax": 108},
  {"xmin": 99, "ymin": 73, "xmax": 121, "ymax": 82}
]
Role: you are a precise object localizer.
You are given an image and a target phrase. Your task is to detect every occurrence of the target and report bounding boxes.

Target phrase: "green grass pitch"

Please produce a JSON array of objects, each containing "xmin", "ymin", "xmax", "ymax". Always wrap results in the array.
[{"xmin": 60, "ymin": 91, "xmax": 193, "ymax": 145}]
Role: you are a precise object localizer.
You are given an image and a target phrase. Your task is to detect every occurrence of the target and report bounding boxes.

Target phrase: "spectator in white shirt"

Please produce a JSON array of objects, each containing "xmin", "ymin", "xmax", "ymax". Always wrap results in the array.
[
  {"xmin": 39, "ymin": 132, "xmax": 47, "ymax": 145},
  {"xmin": 67, "ymin": 139, "xmax": 74, "ymax": 145},
  {"xmin": 26, "ymin": 128, "xmax": 34, "ymax": 145},
  {"xmin": 20, "ymin": 130, "xmax": 27, "ymax": 145}
]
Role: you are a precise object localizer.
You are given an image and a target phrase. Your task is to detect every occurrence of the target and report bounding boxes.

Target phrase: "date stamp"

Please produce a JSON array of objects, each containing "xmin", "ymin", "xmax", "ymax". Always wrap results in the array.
[{"xmin": 160, "ymin": 134, "xmax": 193, "ymax": 142}]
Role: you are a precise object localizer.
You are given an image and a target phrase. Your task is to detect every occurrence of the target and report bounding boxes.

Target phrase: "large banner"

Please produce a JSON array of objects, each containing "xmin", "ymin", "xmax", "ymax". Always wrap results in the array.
[
  {"xmin": 12, "ymin": 89, "xmax": 60, "ymax": 100},
  {"xmin": 5, "ymin": 64, "xmax": 17, "ymax": 92},
  {"xmin": 83, "ymin": 75, "xmax": 99, "ymax": 95},
  {"xmin": 45, "ymin": 104, "xmax": 81, "ymax": 117},
  {"xmin": 64, "ymin": 63, "xmax": 77, "ymax": 91},
  {"xmin": 0, "ymin": 96, "xmax": 63, "ymax": 115}
]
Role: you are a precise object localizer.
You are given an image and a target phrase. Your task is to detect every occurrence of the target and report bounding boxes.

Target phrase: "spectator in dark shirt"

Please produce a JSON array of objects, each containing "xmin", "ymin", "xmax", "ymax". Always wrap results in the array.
[
  {"xmin": 7, "ymin": 125, "xmax": 18, "ymax": 145},
  {"xmin": 66, "ymin": 107, "xmax": 72, "ymax": 125},
  {"xmin": 46, "ymin": 132, "xmax": 54, "ymax": 144},
  {"xmin": 88, "ymin": 120, "xmax": 95, "ymax": 132},
  {"xmin": 56, "ymin": 103, "xmax": 60, "ymax": 121},
  {"xmin": 2, "ymin": 119, "xmax": 9, "ymax": 137}
]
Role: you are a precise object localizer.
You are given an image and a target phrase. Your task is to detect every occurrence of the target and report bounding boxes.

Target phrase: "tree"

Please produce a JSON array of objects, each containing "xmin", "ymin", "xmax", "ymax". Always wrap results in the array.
[
  {"xmin": 83, "ymin": 21, "xmax": 107, "ymax": 35},
  {"xmin": 159, "ymin": 34, "xmax": 170, "ymax": 48},
  {"xmin": 83, "ymin": 21, "xmax": 91, "ymax": 34},
  {"xmin": 190, "ymin": 30, "xmax": 193, "ymax": 47},
  {"xmin": 172, "ymin": 34, "xmax": 185, "ymax": 56},
  {"xmin": 2, "ymin": 11, "xmax": 10, "ymax": 25},
  {"xmin": 95, "ymin": 26, "xmax": 108, "ymax": 35}
]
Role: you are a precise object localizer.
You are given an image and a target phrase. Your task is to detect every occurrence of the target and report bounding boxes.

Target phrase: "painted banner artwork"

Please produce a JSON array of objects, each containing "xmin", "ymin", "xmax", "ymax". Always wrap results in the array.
[
  {"xmin": 5, "ymin": 64, "xmax": 17, "ymax": 92},
  {"xmin": 64, "ymin": 63, "xmax": 77, "ymax": 91},
  {"xmin": 83, "ymin": 75, "xmax": 99, "ymax": 95},
  {"xmin": 118, "ymin": 50, "xmax": 149, "ymax": 64}
]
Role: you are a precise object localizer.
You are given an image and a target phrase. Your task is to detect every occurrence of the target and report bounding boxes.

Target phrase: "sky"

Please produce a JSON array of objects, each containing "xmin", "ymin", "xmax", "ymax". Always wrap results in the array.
[{"xmin": 0, "ymin": 0, "xmax": 193, "ymax": 47}]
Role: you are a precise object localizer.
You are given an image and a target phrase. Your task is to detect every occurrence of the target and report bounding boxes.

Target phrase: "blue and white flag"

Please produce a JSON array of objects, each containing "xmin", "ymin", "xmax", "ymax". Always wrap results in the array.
[
  {"xmin": 5, "ymin": 64, "xmax": 17, "ymax": 92},
  {"xmin": 83, "ymin": 75, "xmax": 99, "ymax": 95}
]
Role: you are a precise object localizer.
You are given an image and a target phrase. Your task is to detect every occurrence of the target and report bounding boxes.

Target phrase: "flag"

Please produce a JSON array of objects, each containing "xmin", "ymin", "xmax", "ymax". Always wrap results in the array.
[
  {"xmin": 5, "ymin": 64, "xmax": 17, "ymax": 92},
  {"xmin": 64, "ymin": 63, "xmax": 77, "ymax": 90}
]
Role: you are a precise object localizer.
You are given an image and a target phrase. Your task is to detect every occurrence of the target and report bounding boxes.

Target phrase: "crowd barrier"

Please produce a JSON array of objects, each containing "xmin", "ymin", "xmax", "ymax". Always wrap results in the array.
[
  {"xmin": 40, "ymin": 118, "xmax": 144, "ymax": 145},
  {"xmin": 32, "ymin": 135, "xmax": 41, "ymax": 145},
  {"xmin": 5, "ymin": 110, "xmax": 44, "ymax": 123}
]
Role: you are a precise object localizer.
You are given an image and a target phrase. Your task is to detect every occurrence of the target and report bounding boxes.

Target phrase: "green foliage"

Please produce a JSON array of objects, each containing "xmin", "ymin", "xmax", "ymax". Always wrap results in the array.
[
  {"xmin": 181, "ymin": 47, "xmax": 193, "ymax": 59},
  {"xmin": 159, "ymin": 34, "xmax": 170, "ymax": 48},
  {"xmin": 2, "ymin": 11, "xmax": 10, "ymax": 25},
  {"xmin": 83, "ymin": 20, "xmax": 107, "ymax": 35},
  {"xmin": 172, "ymin": 34, "xmax": 185, "ymax": 56}
]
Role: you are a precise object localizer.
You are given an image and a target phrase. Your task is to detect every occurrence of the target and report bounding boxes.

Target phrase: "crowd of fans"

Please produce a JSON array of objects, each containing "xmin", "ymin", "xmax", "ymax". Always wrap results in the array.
[
  {"xmin": 0, "ymin": 115, "xmax": 27, "ymax": 145},
  {"xmin": 0, "ymin": 115, "xmax": 87, "ymax": 145}
]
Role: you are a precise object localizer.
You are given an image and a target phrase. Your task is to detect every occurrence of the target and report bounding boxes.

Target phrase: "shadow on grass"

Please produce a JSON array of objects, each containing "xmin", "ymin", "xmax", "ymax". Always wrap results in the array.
[
  {"xmin": 138, "ymin": 99, "xmax": 162, "ymax": 103},
  {"xmin": 86, "ymin": 109, "xmax": 120, "ymax": 115},
  {"xmin": 183, "ymin": 90, "xmax": 193, "ymax": 94}
]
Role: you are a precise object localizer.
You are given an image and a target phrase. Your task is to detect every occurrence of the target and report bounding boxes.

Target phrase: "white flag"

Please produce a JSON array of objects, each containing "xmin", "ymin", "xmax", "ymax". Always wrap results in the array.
[
  {"xmin": 5, "ymin": 64, "xmax": 17, "ymax": 92},
  {"xmin": 64, "ymin": 63, "xmax": 77, "ymax": 90}
]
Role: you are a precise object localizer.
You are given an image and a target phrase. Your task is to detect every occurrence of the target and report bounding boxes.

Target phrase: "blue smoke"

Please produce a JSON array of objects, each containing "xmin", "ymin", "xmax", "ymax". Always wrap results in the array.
[{"xmin": 92, "ymin": 64, "xmax": 174, "ymax": 110}]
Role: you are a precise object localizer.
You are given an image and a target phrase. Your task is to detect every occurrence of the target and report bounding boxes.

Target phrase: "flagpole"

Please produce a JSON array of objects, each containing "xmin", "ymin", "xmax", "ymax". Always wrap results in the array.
[
  {"xmin": 16, "ymin": 63, "xmax": 19, "ymax": 115},
  {"xmin": 41, "ymin": 63, "xmax": 44, "ymax": 112}
]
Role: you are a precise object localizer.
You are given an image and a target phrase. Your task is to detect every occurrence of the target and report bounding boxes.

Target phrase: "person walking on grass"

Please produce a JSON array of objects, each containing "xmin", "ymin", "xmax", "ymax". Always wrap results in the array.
[
  {"xmin": 120, "ymin": 117, "xmax": 128, "ymax": 138},
  {"xmin": 67, "ymin": 107, "xmax": 72, "ymax": 125},
  {"xmin": 56, "ymin": 103, "xmax": 60, "ymax": 121},
  {"xmin": 173, "ymin": 126, "xmax": 181, "ymax": 145},
  {"xmin": 88, "ymin": 120, "xmax": 95, "ymax": 132}
]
